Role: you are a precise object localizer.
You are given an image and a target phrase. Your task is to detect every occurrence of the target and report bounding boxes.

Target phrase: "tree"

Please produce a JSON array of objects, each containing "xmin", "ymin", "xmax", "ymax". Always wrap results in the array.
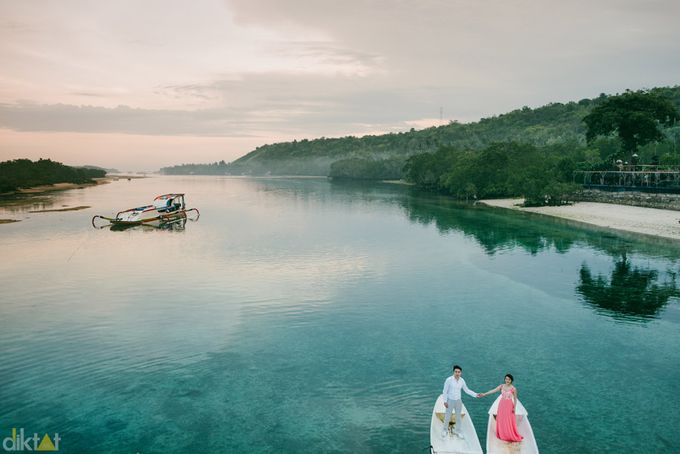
[
  {"xmin": 583, "ymin": 90, "xmax": 680, "ymax": 160},
  {"xmin": 0, "ymin": 158, "xmax": 105, "ymax": 192}
]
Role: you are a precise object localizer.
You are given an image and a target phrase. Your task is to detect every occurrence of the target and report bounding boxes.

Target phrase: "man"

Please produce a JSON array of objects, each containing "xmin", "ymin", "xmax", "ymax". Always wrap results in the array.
[{"xmin": 441, "ymin": 364, "xmax": 480, "ymax": 439}]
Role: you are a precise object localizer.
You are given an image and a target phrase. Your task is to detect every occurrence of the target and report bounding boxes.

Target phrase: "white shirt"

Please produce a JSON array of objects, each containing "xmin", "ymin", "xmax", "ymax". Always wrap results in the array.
[{"xmin": 442, "ymin": 376, "xmax": 477, "ymax": 401}]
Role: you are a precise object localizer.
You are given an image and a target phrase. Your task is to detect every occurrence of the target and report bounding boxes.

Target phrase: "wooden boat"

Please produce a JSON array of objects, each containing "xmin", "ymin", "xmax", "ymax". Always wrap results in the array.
[
  {"xmin": 486, "ymin": 395, "xmax": 539, "ymax": 454},
  {"xmin": 92, "ymin": 193, "xmax": 199, "ymax": 228},
  {"xmin": 429, "ymin": 395, "xmax": 483, "ymax": 454},
  {"xmin": 108, "ymin": 215, "xmax": 189, "ymax": 231}
]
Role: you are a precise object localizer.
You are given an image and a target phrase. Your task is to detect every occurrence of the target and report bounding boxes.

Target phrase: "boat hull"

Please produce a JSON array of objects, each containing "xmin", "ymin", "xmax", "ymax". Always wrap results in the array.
[
  {"xmin": 430, "ymin": 395, "xmax": 483, "ymax": 454},
  {"xmin": 111, "ymin": 210, "xmax": 187, "ymax": 226},
  {"xmin": 486, "ymin": 396, "xmax": 539, "ymax": 454}
]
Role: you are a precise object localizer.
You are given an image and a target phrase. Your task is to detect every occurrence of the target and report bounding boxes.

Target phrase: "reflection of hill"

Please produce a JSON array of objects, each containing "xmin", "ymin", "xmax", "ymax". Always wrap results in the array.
[
  {"xmin": 400, "ymin": 193, "xmax": 582, "ymax": 255},
  {"xmin": 398, "ymin": 192, "xmax": 680, "ymax": 259},
  {"xmin": 577, "ymin": 255, "xmax": 679, "ymax": 320},
  {"xmin": 254, "ymin": 178, "xmax": 411, "ymax": 209},
  {"xmin": 399, "ymin": 192, "xmax": 680, "ymax": 322},
  {"xmin": 257, "ymin": 178, "xmax": 680, "ymax": 321}
]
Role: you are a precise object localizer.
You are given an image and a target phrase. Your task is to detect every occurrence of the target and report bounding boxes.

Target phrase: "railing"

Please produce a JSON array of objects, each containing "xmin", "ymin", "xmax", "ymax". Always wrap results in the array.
[{"xmin": 573, "ymin": 169, "xmax": 680, "ymax": 190}]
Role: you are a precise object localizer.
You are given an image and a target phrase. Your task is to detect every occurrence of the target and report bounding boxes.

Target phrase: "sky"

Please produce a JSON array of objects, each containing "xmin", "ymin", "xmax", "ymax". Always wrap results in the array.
[{"xmin": 1, "ymin": 0, "xmax": 679, "ymax": 171}]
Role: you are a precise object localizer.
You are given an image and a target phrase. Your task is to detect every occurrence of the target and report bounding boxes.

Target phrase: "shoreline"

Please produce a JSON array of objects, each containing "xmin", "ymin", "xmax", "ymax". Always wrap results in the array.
[
  {"xmin": 480, "ymin": 198, "xmax": 680, "ymax": 241},
  {"xmin": 1, "ymin": 175, "xmax": 145, "ymax": 196},
  {"xmin": 14, "ymin": 179, "xmax": 108, "ymax": 194}
]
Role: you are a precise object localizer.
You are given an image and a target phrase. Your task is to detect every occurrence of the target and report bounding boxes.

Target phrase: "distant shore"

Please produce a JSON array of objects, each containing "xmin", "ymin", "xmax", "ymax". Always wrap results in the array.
[
  {"xmin": 4, "ymin": 175, "xmax": 145, "ymax": 196},
  {"xmin": 13, "ymin": 178, "xmax": 108, "ymax": 194},
  {"xmin": 480, "ymin": 198, "xmax": 680, "ymax": 241}
]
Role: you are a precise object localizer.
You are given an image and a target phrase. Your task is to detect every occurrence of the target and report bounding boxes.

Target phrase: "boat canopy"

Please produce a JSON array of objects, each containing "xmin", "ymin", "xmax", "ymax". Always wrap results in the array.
[
  {"xmin": 154, "ymin": 193, "xmax": 184, "ymax": 201},
  {"xmin": 153, "ymin": 194, "xmax": 185, "ymax": 210}
]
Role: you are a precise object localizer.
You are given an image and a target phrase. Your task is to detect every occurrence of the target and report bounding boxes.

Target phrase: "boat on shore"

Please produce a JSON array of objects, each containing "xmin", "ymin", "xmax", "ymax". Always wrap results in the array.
[
  {"xmin": 429, "ymin": 395, "xmax": 483, "ymax": 454},
  {"xmin": 486, "ymin": 395, "xmax": 539, "ymax": 453},
  {"xmin": 92, "ymin": 193, "xmax": 199, "ymax": 228}
]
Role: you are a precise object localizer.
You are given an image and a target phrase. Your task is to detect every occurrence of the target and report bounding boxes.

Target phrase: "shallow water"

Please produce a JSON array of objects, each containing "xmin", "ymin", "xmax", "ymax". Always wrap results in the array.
[{"xmin": 1, "ymin": 176, "xmax": 679, "ymax": 453}]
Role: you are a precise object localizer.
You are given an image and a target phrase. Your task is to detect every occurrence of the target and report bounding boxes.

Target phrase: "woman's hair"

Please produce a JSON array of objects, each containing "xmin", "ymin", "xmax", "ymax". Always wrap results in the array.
[{"xmin": 505, "ymin": 373, "xmax": 514, "ymax": 383}]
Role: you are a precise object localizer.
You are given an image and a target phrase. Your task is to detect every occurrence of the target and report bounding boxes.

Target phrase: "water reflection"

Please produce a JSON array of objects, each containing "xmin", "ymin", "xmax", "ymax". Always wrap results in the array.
[
  {"xmin": 0, "ymin": 194, "xmax": 57, "ymax": 213},
  {"xmin": 398, "ymin": 192, "xmax": 680, "ymax": 321},
  {"xmin": 399, "ymin": 191, "xmax": 680, "ymax": 257},
  {"xmin": 577, "ymin": 254, "xmax": 680, "ymax": 321},
  {"xmin": 102, "ymin": 217, "xmax": 192, "ymax": 232},
  {"xmin": 400, "ymin": 194, "xmax": 585, "ymax": 255},
  {"xmin": 259, "ymin": 178, "xmax": 409, "ymax": 209}
]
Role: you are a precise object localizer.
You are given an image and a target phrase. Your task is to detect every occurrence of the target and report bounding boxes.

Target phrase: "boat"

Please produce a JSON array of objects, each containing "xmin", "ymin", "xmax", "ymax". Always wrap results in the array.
[
  {"xmin": 92, "ymin": 193, "xmax": 199, "ymax": 228},
  {"xmin": 108, "ymin": 215, "xmax": 190, "ymax": 231},
  {"xmin": 429, "ymin": 395, "xmax": 483, "ymax": 454},
  {"xmin": 486, "ymin": 395, "xmax": 539, "ymax": 454}
]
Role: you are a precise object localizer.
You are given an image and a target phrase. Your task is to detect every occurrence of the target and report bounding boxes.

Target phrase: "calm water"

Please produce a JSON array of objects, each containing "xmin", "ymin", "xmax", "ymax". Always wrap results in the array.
[{"xmin": 1, "ymin": 176, "xmax": 679, "ymax": 453}]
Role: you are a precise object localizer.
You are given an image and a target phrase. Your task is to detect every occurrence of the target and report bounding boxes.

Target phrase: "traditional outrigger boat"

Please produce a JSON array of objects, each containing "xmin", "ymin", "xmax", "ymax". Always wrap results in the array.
[{"xmin": 92, "ymin": 193, "xmax": 199, "ymax": 228}]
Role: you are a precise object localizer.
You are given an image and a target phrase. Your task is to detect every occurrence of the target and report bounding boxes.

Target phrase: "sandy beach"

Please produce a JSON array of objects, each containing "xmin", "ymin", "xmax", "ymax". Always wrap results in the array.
[{"xmin": 481, "ymin": 198, "xmax": 680, "ymax": 241}]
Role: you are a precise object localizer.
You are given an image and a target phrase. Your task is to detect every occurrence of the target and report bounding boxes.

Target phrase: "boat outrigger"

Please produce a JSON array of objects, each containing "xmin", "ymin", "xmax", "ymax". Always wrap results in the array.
[{"xmin": 92, "ymin": 193, "xmax": 199, "ymax": 228}]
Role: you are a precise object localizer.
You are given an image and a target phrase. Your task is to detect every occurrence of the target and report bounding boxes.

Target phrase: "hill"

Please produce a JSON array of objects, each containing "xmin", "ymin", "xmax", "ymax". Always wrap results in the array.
[{"xmin": 160, "ymin": 86, "xmax": 680, "ymax": 178}]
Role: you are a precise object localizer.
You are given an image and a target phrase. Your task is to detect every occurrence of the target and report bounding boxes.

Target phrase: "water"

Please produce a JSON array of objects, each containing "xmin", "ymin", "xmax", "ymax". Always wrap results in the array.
[{"xmin": 1, "ymin": 176, "xmax": 679, "ymax": 453}]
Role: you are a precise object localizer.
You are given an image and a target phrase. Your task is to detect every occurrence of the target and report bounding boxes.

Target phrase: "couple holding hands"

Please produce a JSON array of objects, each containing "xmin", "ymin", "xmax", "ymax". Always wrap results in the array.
[{"xmin": 441, "ymin": 364, "xmax": 523, "ymax": 443}]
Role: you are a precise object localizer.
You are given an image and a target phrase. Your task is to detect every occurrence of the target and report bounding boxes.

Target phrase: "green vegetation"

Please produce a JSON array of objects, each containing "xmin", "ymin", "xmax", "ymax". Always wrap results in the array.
[
  {"xmin": 329, "ymin": 157, "xmax": 405, "ymax": 180},
  {"xmin": 404, "ymin": 142, "xmax": 585, "ymax": 206},
  {"xmin": 0, "ymin": 159, "xmax": 106, "ymax": 193},
  {"xmin": 584, "ymin": 90, "xmax": 680, "ymax": 159},
  {"xmin": 160, "ymin": 86, "xmax": 680, "ymax": 204},
  {"xmin": 404, "ymin": 89, "xmax": 680, "ymax": 205},
  {"xmin": 161, "ymin": 160, "xmax": 231, "ymax": 175},
  {"xmin": 161, "ymin": 97, "xmax": 597, "ymax": 177}
]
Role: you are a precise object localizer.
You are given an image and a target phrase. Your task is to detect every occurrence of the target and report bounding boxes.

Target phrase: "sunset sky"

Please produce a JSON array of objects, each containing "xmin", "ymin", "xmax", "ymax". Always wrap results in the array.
[{"xmin": 1, "ymin": 0, "xmax": 679, "ymax": 171}]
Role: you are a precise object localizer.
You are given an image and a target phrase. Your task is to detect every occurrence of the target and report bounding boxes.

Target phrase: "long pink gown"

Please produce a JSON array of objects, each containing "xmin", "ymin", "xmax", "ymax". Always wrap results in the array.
[{"xmin": 496, "ymin": 387, "xmax": 523, "ymax": 442}]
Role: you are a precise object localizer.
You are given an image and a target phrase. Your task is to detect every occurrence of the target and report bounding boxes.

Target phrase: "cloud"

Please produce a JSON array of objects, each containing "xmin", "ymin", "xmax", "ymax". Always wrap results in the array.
[
  {"xmin": 0, "ymin": 102, "xmax": 246, "ymax": 136},
  {"xmin": 268, "ymin": 41, "xmax": 384, "ymax": 76},
  {"xmin": 224, "ymin": 0, "xmax": 680, "ymax": 91},
  {"xmin": 0, "ymin": 69, "xmax": 461, "ymax": 137},
  {"xmin": 1, "ymin": 0, "xmax": 680, "ymax": 169}
]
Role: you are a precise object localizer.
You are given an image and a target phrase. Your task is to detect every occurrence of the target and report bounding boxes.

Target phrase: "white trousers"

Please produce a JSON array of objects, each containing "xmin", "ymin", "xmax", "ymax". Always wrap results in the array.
[{"xmin": 443, "ymin": 398, "xmax": 462, "ymax": 434}]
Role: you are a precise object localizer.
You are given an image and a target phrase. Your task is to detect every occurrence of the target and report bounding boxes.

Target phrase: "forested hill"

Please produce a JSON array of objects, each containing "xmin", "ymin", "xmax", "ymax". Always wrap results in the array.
[{"xmin": 161, "ymin": 86, "xmax": 680, "ymax": 177}]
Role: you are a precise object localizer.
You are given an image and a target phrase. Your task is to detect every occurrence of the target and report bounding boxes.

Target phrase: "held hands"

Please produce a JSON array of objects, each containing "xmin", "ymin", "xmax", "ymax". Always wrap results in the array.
[
  {"xmin": 444, "ymin": 402, "xmax": 449, "ymax": 408},
  {"xmin": 477, "ymin": 393, "xmax": 485, "ymax": 398}
]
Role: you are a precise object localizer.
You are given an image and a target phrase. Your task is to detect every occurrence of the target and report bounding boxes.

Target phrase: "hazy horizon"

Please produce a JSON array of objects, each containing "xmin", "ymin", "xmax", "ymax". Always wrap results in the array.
[{"xmin": 2, "ymin": 0, "xmax": 679, "ymax": 171}]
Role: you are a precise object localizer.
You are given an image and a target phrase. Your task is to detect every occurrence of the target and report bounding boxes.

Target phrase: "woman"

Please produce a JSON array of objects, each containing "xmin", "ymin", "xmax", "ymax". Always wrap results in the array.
[{"xmin": 480, "ymin": 374, "xmax": 524, "ymax": 443}]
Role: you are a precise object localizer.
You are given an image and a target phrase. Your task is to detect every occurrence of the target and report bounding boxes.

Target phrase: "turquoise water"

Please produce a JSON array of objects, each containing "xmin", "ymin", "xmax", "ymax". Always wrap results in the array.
[{"xmin": 1, "ymin": 176, "xmax": 679, "ymax": 453}]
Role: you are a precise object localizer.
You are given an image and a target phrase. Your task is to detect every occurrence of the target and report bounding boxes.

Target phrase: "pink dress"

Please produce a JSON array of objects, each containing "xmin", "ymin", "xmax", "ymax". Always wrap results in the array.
[{"xmin": 496, "ymin": 386, "xmax": 523, "ymax": 442}]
